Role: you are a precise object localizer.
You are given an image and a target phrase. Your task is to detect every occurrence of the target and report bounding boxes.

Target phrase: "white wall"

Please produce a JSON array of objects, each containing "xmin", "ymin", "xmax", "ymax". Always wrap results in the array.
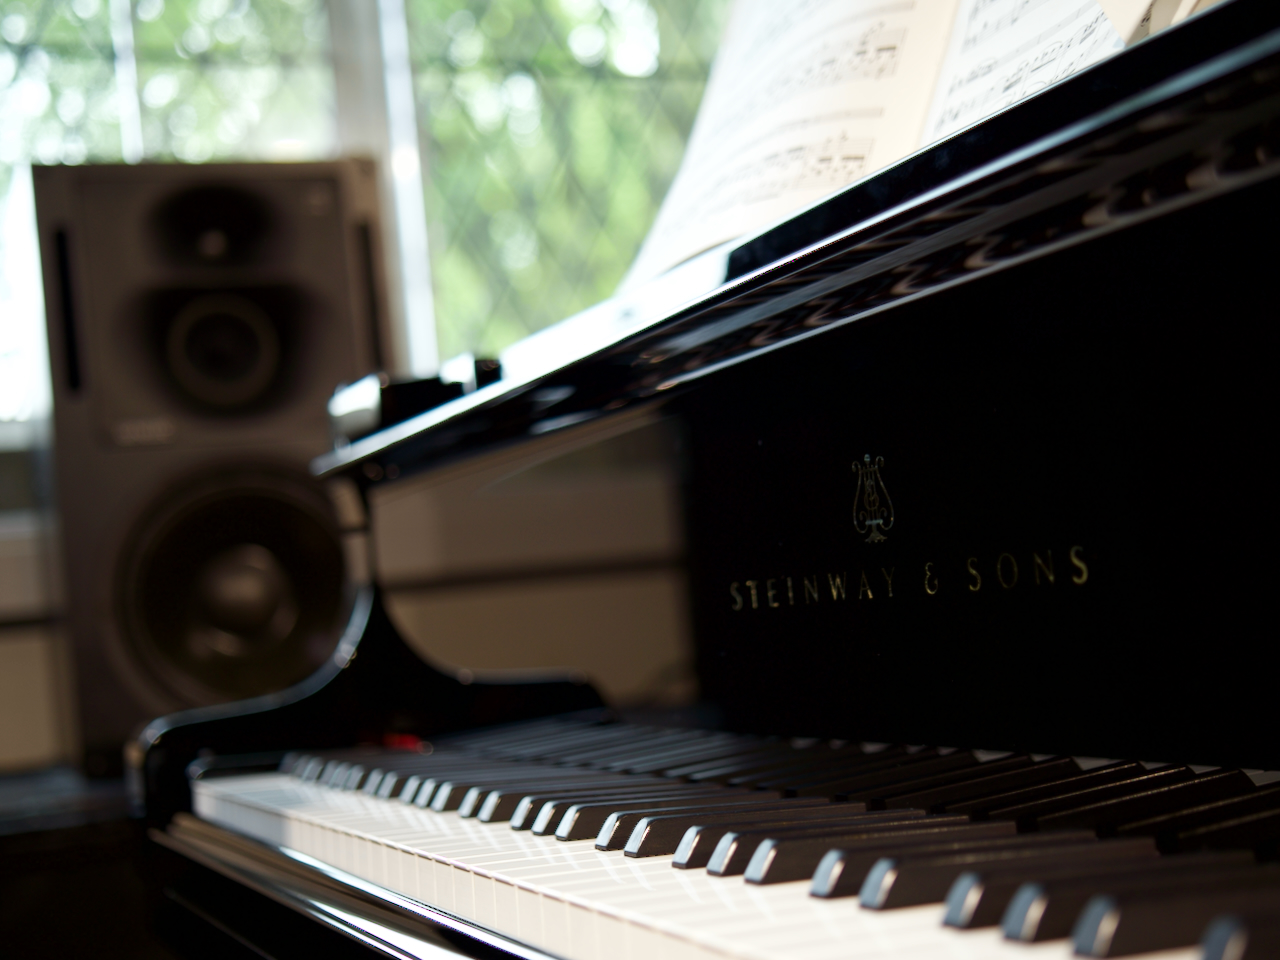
[{"xmin": 0, "ymin": 624, "xmax": 73, "ymax": 771}]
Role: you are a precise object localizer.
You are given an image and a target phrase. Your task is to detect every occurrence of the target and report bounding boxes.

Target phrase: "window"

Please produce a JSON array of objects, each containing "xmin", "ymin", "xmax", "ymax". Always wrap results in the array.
[
  {"xmin": 0, "ymin": 0, "xmax": 335, "ymax": 435},
  {"xmin": 403, "ymin": 0, "xmax": 728, "ymax": 359},
  {"xmin": 0, "ymin": 0, "xmax": 726, "ymax": 434}
]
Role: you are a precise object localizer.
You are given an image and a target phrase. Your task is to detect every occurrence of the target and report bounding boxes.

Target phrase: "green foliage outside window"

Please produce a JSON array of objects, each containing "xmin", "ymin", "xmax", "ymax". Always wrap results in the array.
[
  {"xmin": 404, "ymin": 0, "xmax": 729, "ymax": 359},
  {"xmin": 0, "ymin": 0, "xmax": 726, "ymax": 370},
  {"xmin": 1, "ymin": 0, "xmax": 124, "ymax": 178},
  {"xmin": 130, "ymin": 0, "xmax": 334, "ymax": 163}
]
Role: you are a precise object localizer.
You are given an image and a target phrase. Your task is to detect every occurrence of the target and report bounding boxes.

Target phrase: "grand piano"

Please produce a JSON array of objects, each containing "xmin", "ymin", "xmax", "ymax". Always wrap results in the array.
[{"xmin": 130, "ymin": 2, "xmax": 1280, "ymax": 957}]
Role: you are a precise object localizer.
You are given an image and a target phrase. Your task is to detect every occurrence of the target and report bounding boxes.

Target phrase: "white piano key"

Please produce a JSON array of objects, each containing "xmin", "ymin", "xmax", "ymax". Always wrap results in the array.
[
  {"xmin": 514, "ymin": 883, "xmax": 543, "ymax": 945},
  {"xmin": 539, "ymin": 894, "xmax": 571, "ymax": 956},
  {"xmin": 414, "ymin": 851, "xmax": 436, "ymax": 906},
  {"xmin": 454, "ymin": 865, "xmax": 477, "ymax": 921},
  {"xmin": 193, "ymin": 774, "xmax": 1200, "ymax": 960},
  {"xmin": 567, "ymin": 902, "xmax": 601, "ymax": 960},
  {"xmin": 493, "ymin": 878, "xmax": 519, "ymax": 938}
]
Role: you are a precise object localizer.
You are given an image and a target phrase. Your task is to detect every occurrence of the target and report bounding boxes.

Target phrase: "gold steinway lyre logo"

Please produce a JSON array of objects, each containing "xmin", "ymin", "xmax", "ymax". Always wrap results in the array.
[{"xmin": 853, "ymin": 454, "xmax": 894, "ymax": 543}]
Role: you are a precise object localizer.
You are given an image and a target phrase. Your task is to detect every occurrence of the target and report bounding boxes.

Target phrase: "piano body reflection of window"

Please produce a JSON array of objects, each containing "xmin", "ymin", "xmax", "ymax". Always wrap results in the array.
[{"xmin": 130, "ymin": 3, "xmax": 1280, "ymax": 958}]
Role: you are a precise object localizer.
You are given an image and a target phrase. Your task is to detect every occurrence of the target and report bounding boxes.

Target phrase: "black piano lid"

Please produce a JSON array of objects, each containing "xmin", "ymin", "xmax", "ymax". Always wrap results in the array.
[
  {"xmin": 288, "ymin": 0, "xmax": 1280, "ymax": 771},
  {"xmin": 313, "ymin": 0, "xmax": 1280, "ymax": 487},
  {"xmin": 129, "ymin": 2, "xmax": 1280, "ymax": 851}
]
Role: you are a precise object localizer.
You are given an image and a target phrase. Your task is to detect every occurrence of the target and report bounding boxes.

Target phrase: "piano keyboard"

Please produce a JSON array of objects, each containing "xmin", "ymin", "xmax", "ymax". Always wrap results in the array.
[{"xmin": 190, "ymin": 717, "xmax": 1280, "ymax": 960}]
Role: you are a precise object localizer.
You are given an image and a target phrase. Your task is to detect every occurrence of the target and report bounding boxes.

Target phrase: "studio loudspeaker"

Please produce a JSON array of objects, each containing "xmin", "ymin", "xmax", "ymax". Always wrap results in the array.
[{"xmin": 34, "ymin": 161, "xmax": 389, "ymax": 774}]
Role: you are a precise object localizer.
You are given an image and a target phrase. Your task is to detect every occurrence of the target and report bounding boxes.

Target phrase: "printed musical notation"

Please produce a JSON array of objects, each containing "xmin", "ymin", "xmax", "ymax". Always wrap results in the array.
[
  {"xmin": 923, "ymin": 0, "xmax": 1123, "ymax": 143},
  {"xmin": 961, "ymin": 0, "xmax": 1057, "ymax": 50},
  {"xmin": 624, "ymin": 0, "xmax": 959, "ymax": 287},
  {"xmin": 656, "ymin": 130, "xmax": 875, "ymax": 240},
  {"xmin": 704, "ymin": 23, "xmax": 905, "ymax": 144}
]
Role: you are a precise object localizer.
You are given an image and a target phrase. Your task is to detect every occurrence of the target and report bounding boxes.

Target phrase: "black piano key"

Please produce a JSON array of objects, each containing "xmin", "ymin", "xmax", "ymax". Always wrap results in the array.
[
  {"xmin": 477, "ymin": 777, "xmax": 649, "ymax": 822},
  {"xmin": 1072, "ymin": 875, "xmax": 1280, "ymax": 957},
  {"xmin": 413, "ymin": 766, "xmax": 533, "ymax": 809},
  {"xmin": 989, "ymin": 766, "xmax": 1194, "ymax": 829},
  {"xmin": 432, "ymin": 768, "xmax": 617, "ymax": 811},
  {"xmin": 602, "ymin": 734, "xmax": 747, "ymax": 773},
  {"xmin": 527, "ymin": 783, "xmax": 731, "ymax": 833},
  {"xmin": 788, "ymin": 751, "xmax": 978, "ymax": 798},
  {"xmin": 554, "ymin": 789, "xmax": 766, "ymax": 840},
  {"xmin": 596, "ymin": 797, "xmax": 841, "ymax": 850},
  {"xmin": 1000, "ymin": 851, "xmax": 1259, "ymax": 942},
  {"xmin": 670, "ymin": 809, "xmax": 928, "ymax": 867},
  {"xmin": 506, "ymin": 724, "xmax": 640, "ymax": 752},
  {"xmin": 381, "ymin": 757, "xmax": 491, "ymax": 798},
  {"xmin": 1201, "ymin": 908, "xmax": 1280, "ymax": 960},
  {"xmin": 672, "ymin": 809, "xmax": 930, "ymax": 869},
  {"xmin": 320, "ymin": 760, "xmax": 348, "ymax": 786},
  {"xmin": 885, "ymin": 756, "xmax": 1081, "ymax": 812},
  {"xmin": 949, "ymin": 761, "xmax": 1144, "ymax": 818},
  {"xmin": 549, "ymin": 730, "xmax": 692, "ymax": 766},
  {"xmin": 1116, "ymin": 784, "xmax": 1280, "ymax": 843},
  {"xmin": 458, "ymin": 773, "xmax": 640, "ymax": 808},
  {"xmin": 745, "ymin": 820, "xmax": 1025, "ymax": 885},
  {"xmin": 676, "ymin": 748, "xmax": 847, "ymax": 787},
  {"xmin": 510, "ymin": 786, "xmax": 672, "ymax": 830},
  {"xmin": 396, "ymin": 774, "xmax": 422, "ymax": 803},
  {"xmin": 940, "ymin": 838, "xmax": 1162, "ymax": 928},
  {"xmin": 456, "ymin": 772, "xmax": 637, "ymax": 817},
  {"xmin": 372, "ymin": 772, "xmax": 404, "ymax": 798},
  {"xmin": 611, "ymin": 737, "xmax": 747, "ymax": 768},
  {"xmin": 736, "ymin": 749, "xmax": 924, "ymax": 792},
  {"xmin": 728, "ymin": 743, "xmax": 894, "ymax": 780},
  {"xmin": 359, "ymin": 769, "xmax": 385, "ymax": 795},
  {"xmin": 747, "ymin": 746, "xmax": 927, "ymax": 791},
  {"xmin": 623, "ymin": 801, "xmax": 897, "ymax": 857},
  {"xmin": 860, "ymin": 834, "xmax": 1152, "ymax": 910},
  {"xmin": 393, "ymin": 764, "xmax": 465, "ymax": 804},
  {"xmin": 441, "ymin": 715, "xmax": 575, "ymax": 748},
  {"xmin": 698, "ymin": 743, "xmax": 882, "ymax": 784},
  {"xmin": 711, "ymin": 814, "xmax": 985, "ymax": 878},
  {"xmin": 520, "ymin": 783, "xmax": 727, "ymax": 833},
  {"xmin": 472, "ymin": 722, "xmax": 631, "ymax": 759},
  {"xmin": 1175, "ymin": 807, "xmax": 1280, "ymax": 853},
  {"xmin": 1035, "ymin": 769, "xmax": 1256, "ymax": 835},
  {"xmin": 857, "ymin": 754, "xmax": 1031, "ymax": 806},
  {"xmin": 479, "ymin": 723, "xmax": 647, "ymax": 760},
  {"xmin": 299, "ymin": 757, "xmax": 324, "ymax": 781},
  {"xmin": 661, "ymin": 743, "xmax": 806, "ymax": 779}
]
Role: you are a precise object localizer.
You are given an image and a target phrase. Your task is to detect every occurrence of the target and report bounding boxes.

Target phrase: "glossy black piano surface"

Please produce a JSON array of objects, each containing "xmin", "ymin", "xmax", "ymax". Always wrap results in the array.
[{"xmin": 128, "ymin": 2, "xmax": 1280, "ymax": 958}]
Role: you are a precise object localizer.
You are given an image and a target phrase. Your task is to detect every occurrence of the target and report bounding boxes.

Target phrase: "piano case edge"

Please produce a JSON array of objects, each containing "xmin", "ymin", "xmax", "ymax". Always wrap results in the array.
[
  {"xmin": 152, "ymin": 812, "xmax": 558, "ymax": 960},
  {"xmin": 130, "ymin": 585, "xmax": 607, "ymax": 830}
]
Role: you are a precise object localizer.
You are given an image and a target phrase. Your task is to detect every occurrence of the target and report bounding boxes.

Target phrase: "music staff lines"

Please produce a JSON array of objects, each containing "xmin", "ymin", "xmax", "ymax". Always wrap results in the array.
[
  {"xmin": 931, "ymin": 9, "xmax": 1116, "ymax": 138},
  {"xmin": 703, "ymin": 24, "xmax": 904, "ymax": 146}
]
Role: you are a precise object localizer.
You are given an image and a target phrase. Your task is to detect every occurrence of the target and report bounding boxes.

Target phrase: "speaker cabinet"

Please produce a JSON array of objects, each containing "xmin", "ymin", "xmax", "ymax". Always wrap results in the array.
[{"xmin": 34, "ymin": 161, "xmax": 388, "ymax": 772}]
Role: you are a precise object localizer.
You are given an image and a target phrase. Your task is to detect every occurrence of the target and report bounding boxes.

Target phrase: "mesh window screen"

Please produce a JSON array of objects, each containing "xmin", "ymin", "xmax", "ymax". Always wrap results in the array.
[
  {"xmin": 130, "ymin": 0, "xmax": 334, "ymax": 162},
  {"xmin": 0, "ymin": 0, "xmax": 334, "ymax": 169},
  {"xmin": 404, "ymin": 0, "xmax": 730, "ymax": 359}
]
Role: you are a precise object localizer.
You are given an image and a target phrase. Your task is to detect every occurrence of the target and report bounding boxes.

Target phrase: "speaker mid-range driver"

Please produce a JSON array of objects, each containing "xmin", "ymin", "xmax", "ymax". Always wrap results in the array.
[
  {"xmin": 117, "ymin": 467, "xmax": 348, "ymax": 705},
  {"xmin": 166, "ymin": 294, "xmax": 282, "ymax": 409}
]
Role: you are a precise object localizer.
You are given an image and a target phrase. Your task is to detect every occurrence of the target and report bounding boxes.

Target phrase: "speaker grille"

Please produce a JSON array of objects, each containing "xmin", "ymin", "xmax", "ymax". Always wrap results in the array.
[{"xmin": 117, "ymin": 466, "xmax": 347, "ymax": 705}]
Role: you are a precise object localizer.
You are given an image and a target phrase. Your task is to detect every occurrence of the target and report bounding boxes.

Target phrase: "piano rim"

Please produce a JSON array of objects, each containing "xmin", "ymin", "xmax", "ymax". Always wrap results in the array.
[{"xmin": 153, "ymin": 811, "xmax": 565, "ymax": 960}]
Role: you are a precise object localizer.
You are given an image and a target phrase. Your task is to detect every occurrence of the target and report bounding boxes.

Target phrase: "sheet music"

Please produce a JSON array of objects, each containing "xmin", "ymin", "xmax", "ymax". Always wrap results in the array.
[
  {"xmin": 921, "ymin": 0, "xmax": 1124, "ymax": 143},
  {"xmin": 623, "ymin": 0, "xmax": 1125, "ymax": 289},
  {"xmin": 622, "ymin": 0, "xmax": 959, "ymax": 288}
]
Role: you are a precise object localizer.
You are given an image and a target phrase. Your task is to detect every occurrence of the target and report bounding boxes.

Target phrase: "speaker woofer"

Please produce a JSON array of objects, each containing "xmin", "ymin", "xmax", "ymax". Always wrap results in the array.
[
  {"xmin": 165, "ymin": 294, "xmax": 281, "ymax": 409},
  {"xmin": 118, "ymin": 467, "xmax": 347, "ymax": 705}
]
